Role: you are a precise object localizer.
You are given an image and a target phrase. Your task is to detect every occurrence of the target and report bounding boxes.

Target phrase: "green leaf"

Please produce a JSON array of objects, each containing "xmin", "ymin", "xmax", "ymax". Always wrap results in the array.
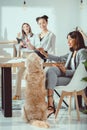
[
  {"xmin": 82, "ymin": 77, "xmax": 87, "ymax": 82},
  {"xmin": 83, "ymin": 60, "xmax": 87, "ymax": 71},
  {"xmin": 83, "ymin": 60, "xmax": 87, "ymax": 67}
]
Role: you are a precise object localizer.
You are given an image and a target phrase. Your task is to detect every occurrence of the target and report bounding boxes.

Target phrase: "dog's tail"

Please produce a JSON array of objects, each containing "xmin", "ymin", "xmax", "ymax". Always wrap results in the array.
[
  {"xmin": 30, "ymin": 120, "xmax": 50, "ymax": 128},
  {"xmin": 22, "ymin": 106, "xmax": 50, "ymax": 128}
]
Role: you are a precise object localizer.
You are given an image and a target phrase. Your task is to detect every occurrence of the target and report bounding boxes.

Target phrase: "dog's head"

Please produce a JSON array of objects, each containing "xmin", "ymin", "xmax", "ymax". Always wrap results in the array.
[{"xmin": 25, "ymin": 53, "xmax": 43, "ymax": 73}]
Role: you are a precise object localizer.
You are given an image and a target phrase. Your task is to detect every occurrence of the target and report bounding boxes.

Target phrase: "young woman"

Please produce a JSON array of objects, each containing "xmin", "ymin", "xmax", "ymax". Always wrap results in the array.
[
  {"xmin": 13, "ymin": 23, "xmax": 35, "ymax": 57},
  {"xmin": 13, "ymin": 23, "xmax": 35, "ymax": 100},
  {"xmin": 39, "ymin": 31, "xmax": 87, "ymax": 117},
  {"xmin": 35, "ymin": 15, "xmax": 56, "ymax": 55}
]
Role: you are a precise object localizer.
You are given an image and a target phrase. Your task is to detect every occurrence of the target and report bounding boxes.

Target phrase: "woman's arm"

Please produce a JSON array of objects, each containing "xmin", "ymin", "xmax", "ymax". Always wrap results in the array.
[
  {"xmin": 39, "ymin": 48, "xmax": 68, "ymax": 62},
  {"xmin": 78, "ymin": 49, "xmax": 87, "ymax": 62},
  {"xmin": 45, "ymin": 33, "xmax": 56, "ymax": 54},
  {"xmin": 27, "ymin": 35, "xmax": 36, "ymax": 50},
  {"xmin": 47, "ymin": 53, "xmax": 68, "ymax": 62},
  {"xmin": 27, "ymin": 41, "xmax": 36, "ymax": 50}
]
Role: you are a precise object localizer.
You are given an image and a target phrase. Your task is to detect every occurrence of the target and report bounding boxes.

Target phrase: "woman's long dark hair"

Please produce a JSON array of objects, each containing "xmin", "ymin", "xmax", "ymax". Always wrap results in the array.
[
  {"xmin": 22, "ymin": 23, "xmax": 33, "ymax": 38},
  {"xmin": 67, "ymin": 31, "xmax": 86, "ymax": 52}
]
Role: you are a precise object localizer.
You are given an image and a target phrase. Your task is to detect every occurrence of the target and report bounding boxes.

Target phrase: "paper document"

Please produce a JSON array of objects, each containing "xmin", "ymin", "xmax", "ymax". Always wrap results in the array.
[{"xmin": 6, "ymin": 58, "xmax": 26, "ymax": 63}]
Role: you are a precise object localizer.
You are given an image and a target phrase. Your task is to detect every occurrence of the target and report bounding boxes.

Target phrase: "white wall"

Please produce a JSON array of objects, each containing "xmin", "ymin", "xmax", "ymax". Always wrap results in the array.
[
  {"xmin": 0, "ymin": 0, "xmax": 83, "ymax": 55},
  {"xmin": 53, "ymin": 0, "xmax": 80, "ymax": 55},
  {"xmin": 79, "ymin": 0, "xmax": 87, "ymax": 37},
  {"xmin": 1, "ymin": 7, "xmax": 56, "ymax": 39}
]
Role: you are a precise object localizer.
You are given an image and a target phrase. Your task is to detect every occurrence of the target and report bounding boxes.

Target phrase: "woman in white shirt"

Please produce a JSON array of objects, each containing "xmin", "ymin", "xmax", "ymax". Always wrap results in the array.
[
  {"xmin": 34, "ymin": 15, "xmax": 56, "ymax": 59},
  {"xmin": 13, "ymin": 23, "xmax": 35, "ymax": 100},
  {"xmin": 13, "ymin": 23, "xmax": 35, "ymax": 57}
]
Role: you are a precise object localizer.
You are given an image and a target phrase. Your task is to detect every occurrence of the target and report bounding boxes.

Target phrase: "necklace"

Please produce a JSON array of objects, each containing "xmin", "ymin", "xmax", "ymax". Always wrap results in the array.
[{"xmin": 40, "ymin": 30, "xmax": 49, "ymax": 38}]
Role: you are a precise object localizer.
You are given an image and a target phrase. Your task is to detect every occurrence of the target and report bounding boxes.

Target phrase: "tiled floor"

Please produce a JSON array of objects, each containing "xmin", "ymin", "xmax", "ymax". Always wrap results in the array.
[
  {"xmin": 0, "ymin": 109, "xmax": 87, "ymax": 130},
  {"xmin": 0, "ymin": 83, "xmax": 87, "ymax": 130}
]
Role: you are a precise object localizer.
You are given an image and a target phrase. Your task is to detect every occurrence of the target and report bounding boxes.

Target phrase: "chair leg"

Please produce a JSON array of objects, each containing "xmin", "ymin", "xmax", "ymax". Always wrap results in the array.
[
  {"xmin": 74, "ymin": 91, "xmax": 80, "ymax": 121},
  {"xmin": 82, "ymin": 90, "xmax": 87, "ymax": 106},
  {"xmin": 68, "ymin": 96, "xmax": 72, "ymax": 115},
  {"xmin": 55, "ymin": 92, "xmax": 65, "ymax": 119},
  {"xmin": 54, "ymin": 89, "xmax": 69, "ymax": 107}
]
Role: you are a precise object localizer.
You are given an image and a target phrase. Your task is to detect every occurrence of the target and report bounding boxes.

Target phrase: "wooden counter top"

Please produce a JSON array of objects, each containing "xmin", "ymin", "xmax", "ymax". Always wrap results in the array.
[
  {"xmin": 0, "ymin": 58, "xmax": 25, "ymax": 67},
  {"xmin": 0, "ymin": 57, "xmax": 65, "ymax": 68}
]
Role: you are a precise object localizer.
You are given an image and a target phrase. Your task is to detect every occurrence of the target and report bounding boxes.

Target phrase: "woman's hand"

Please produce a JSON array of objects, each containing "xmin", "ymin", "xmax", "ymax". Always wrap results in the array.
[
  {"xmin": 20, "ymin": 41, "xmax": 24, "ymax": 46},
  {"xmin": 37, "ymin": 48, "xmax": 48, "ymax": 58},
  {"xmin": 20, "ymin": 41, "xmax": 27, "ymax": 47},
  {"xmin": 52, "ymin": 63, "xmax": 66, "ymax": 73},
  {"xmin": 37, "ymin": 47, "xmax": 44, "ymax": 51},
  {"xmin": 26, "ymin": 40, "xmax": 35, "ymax": 50},
  {"xmin": 17, "ymin": 32, "xmax": 21, "ymax": 38}
]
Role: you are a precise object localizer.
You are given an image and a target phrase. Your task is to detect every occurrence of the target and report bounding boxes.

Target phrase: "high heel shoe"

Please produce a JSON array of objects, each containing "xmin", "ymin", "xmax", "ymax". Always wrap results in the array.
[
  {"xmin": 12, "ymin": 95, "xmax": 20, "ymax": 100},
  {"xmin": 47, "ymin": 95, "xmax": 56, "ymax": 118}
]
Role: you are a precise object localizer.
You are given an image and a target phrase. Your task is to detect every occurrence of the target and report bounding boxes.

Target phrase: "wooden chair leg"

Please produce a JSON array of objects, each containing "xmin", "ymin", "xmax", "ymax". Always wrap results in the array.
[
  {"xmin": 54, "ymin": 89, "xmax": 68, "ymax": 107},
  {"xmin": 74, "ymin": 91, "xmax": 80, "ymax": 121},
  {"xmin": 82, "ymin": 90, "xmax": 87, "ymax": 106},
  {"xmin": 55, "ymin": 92, "xmax": 65, "ymax": 119},
  {"xmin": 68, "ymin": 96, "xmax": 72, "ymax": 115}
]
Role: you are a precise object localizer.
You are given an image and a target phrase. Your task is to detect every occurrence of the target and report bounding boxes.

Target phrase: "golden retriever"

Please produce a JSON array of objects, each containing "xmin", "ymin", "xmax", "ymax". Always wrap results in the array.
[{"xmin": 22, "ymin": 53, "xmax": 49, "ymax": 128}]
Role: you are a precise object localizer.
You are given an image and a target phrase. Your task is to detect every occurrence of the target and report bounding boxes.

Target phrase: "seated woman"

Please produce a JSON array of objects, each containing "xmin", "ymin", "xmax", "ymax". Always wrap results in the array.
[
  {"xmin": 39, "ymin": 30, "xmax": 87, "ymax": 118},
  {"xmin": 13, "ymin": 23, "xmax": 35, "ymax": 100},
  {"xmin": 13, "ymin": 23, "xmax": 35, "ymax": 57}
]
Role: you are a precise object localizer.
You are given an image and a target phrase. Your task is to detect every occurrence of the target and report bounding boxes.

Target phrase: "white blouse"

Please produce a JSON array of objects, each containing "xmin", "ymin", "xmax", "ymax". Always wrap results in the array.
[
  {"xmin": 34, "ymin": 31, "xmax": 56, "ymax": 54},
  {"xmin": 70, "ymin": 57, "xmax": 75, "ymax": 70}
]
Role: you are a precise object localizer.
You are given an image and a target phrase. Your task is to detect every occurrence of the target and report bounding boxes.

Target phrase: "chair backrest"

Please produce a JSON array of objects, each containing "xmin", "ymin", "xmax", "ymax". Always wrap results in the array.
[{"xmin": 61, "ymin": 62, "xmax": 87, "ymax": 92}]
